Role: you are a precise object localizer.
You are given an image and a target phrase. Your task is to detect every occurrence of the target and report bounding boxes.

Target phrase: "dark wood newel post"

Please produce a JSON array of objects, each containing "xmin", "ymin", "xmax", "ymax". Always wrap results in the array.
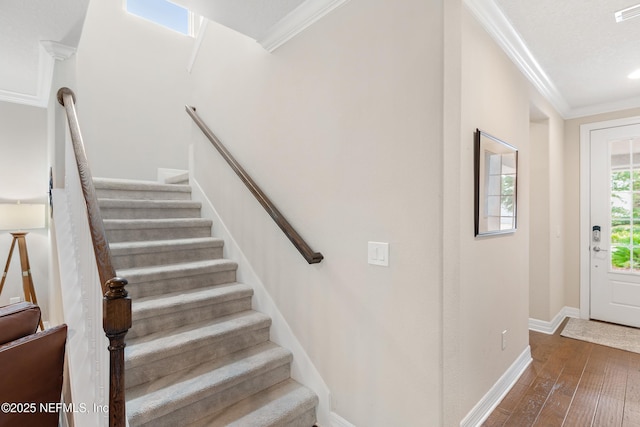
[{"xmin": 103, "ymin": 277, "xmax": 131, "ymax": 427}]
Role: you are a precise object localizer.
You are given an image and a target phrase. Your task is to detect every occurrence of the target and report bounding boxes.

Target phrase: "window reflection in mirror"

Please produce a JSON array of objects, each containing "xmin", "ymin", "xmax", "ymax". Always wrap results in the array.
[{"xmin": 475, "ymin": 130, "xmax": 518, "ymax": 236}]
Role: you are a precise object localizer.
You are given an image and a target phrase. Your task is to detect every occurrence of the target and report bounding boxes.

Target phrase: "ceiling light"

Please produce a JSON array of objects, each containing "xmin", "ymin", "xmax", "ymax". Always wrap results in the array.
[
  {"xmin": 615, "ymin": 4, "xmax": 640, "ymax": 23},
  {"xmin": 628, "ymin": 69, "xmax": 640, "ymax": 79}
]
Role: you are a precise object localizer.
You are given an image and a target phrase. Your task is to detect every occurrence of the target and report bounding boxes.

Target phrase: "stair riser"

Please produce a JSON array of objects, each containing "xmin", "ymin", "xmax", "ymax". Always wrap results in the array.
[
  {"xmin": 128, "ymin": 297, "xmax": 252, "ymax": 340},
  {"xmin": 112, "ymin": 246, "xmax": 223, "ymax": 270},
  {"xmin": 101, "ymin": 207, "xmax": 201, "ymax": 220},
  {"xmin": 125, "ymin": 269, "xmax": 237, "ymax": 299},
  {"xmin": 106, "ymin": 226, "xmax": 211, "ymax": 243},
  {"xmin": 279, "ymin": 409, "xmax": 318, "ymax": 427},
  {"xmin": 95, "ymin": 189, "xmax": 191, "ymax": 200},
  {"xmin": 165, "ymin": 177, "xmax": 189, "ymax": 185},
  {"xmin": 190, "ymin": 379, "xmax": 318, "ymax": 427},
  {"xmin": 134, "ymin": 364, "xmax": 292, "ymax": 427},
  {"xmin": 95, "ymin": 177, "xmax": 319, "ymax": 426},
  {"xmin": 169, "ymin": 179, "xmax": 189, "ymax": 185},
  {"xmin": 126, "ymin": 327, "xmax": 270, "ymax": 389}
]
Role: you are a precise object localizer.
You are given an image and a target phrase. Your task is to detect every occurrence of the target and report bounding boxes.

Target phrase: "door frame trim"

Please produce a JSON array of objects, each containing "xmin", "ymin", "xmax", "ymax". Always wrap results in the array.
[{"xmin": 579, "ymin": 116, "xmax": 640, "ymax": 320}]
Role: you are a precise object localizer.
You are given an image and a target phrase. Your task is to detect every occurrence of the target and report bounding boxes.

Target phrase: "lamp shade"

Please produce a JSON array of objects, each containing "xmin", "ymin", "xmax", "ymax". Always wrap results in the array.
[{"xmin": 0, "ymin": 203, "xmax": 46, "ymax": 230}]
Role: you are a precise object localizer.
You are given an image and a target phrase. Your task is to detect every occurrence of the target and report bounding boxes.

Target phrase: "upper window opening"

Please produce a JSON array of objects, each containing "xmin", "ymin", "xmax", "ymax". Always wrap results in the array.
[{"xmin": 126, "ymin": 0, "xmax": 193, "ymax": 36}]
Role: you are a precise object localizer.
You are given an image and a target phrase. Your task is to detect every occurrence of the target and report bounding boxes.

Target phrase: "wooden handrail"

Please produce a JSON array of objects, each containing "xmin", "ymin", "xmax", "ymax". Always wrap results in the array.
[
  {"xmin": 186, "ymin": 106, "xmax": 324, "ymax": 264},
  {"xmin": 57, "ymin": 87, "xmax": 131, "ymax": 427}
]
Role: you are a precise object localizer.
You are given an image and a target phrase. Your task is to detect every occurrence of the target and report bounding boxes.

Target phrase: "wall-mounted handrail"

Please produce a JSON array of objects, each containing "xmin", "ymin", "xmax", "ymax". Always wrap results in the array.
[
  {"xmin": 57, "ymin": 87, "xmax": 131, "ymax": 427},
  {"xmin": 186, "ymin": 105, "xmax": 324, "ymax": 264}
]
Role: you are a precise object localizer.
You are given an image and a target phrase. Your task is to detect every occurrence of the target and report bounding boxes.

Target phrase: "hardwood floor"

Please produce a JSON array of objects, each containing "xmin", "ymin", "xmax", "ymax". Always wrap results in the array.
[{"xmin": 483, "ymin": 319, "xmax": 640, "ymax": 427}]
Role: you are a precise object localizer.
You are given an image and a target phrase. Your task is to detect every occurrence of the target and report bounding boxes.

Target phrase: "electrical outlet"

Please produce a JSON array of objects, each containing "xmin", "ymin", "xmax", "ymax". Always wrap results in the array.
[
  {"xmin": 9, "ymin": 297, "xmax": 21, "ymax": 304},
  {"xmin": 502, "ymin": 330, "xmax": 508, "ymax": 350}
]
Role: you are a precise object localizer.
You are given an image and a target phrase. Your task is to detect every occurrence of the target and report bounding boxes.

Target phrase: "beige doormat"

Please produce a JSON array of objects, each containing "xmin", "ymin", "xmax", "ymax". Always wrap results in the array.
[{"xmin": 560, "ymin": 317, "xmax": 640, "ymax": 354}]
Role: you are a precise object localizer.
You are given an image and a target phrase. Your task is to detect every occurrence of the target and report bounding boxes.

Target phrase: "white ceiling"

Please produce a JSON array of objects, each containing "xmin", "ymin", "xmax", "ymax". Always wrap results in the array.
[
  {"xmin": 467, "ymin": 0, "xmax": 640, "ymax": 118},
  {"xmin": 0, "ymin": 0, "xmax": 88, "ymax": 106},
  {"xmin": 172, "ymin": 0, "xmax": 307, "ymax": 40},
  {"xmin": 2, "ymin": 0, "xmax": 639, "ymax": 118}
]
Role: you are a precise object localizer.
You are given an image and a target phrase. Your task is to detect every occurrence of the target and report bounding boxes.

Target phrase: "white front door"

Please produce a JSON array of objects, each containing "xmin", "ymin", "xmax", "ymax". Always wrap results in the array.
[{"xmin": 590, "ymin": 123, "xmax": 640, "ymax": 327}]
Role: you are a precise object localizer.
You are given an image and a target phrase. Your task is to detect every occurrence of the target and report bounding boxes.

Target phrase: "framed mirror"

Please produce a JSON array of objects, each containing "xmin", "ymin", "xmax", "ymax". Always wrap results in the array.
[{"xmin": 474, "ymin": 129, "xmax": 518, "ymax": 236}]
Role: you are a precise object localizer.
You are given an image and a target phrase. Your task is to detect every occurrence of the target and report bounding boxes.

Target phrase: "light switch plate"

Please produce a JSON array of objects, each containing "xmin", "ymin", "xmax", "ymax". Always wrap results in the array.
[{"xmin": 368, "ymin": 242, "xmax": 389, "ymax": 266}]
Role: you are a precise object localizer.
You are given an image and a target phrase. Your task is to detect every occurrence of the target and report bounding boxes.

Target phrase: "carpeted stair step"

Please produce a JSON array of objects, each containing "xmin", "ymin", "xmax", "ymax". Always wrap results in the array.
[
  {"xmin": 94, "ymin": 177, "xmax": 192, "ymax": 200},
  {"xmin": 104, "ymin": 218, "xmax": 212, "ymax": 242},
  {"xmin": 118, "ymin": 259, "xmax": 238, "ymax": 299},
  {"xmin": 189, "ymin": 378, "xmax": 318, "ymax": 427},
  {"xmin": 128, "ymin": 282, "xmax": 254, "ymax": 339},
  {"xmin": 126, "ymin": 342, "xmax": 293, "ymax": 427},
  {"xmin": 93, "ymin": 175, "xmax": 318, "ymax": 426},
  {"xmin": 111, "ymin": 237, "xmax": 224, "ymax": 269},
  {"xmin": 98, "ymin": 199, "xmax": 202, "ymax": 219},
  {"xmin": 164, "ymin": 172, "xmax": 189, "ymax": 185},
  {"xmin": 125, "ymin": 310, "xmax": 272, "ymax": 388}
]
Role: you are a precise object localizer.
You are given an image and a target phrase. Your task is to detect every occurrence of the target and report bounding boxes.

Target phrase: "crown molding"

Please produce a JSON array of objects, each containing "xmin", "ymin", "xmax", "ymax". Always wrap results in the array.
[
  {"xmin": 259, "ymin": 0, "xmax": 351, "ymax": 52},
  {"xmin": 565, "ymin": 96, "xmax": 640, "ymax": 120},
  {"xmin": 0, "ymin": 41, "xmax": 75, "ymax": 108},
  {"xmin": 40, "ymin": 40, "xmax": 77, "ymax": 61},
  {"xmin": 0, "ymin": 89, "xmax": 44, "ymax": 108},
  {"xmin": 463, "ymin": 0, "xmax": 571, "ymax": 118},
  {"xmin": 0, "ymin": 45, "xmax": 53, "ymax": 108}
]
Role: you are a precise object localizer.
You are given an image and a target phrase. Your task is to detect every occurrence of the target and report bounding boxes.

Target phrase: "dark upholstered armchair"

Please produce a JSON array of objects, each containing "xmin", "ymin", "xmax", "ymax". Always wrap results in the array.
[{"xmin": 0, "ymin": 302, "xmax": 67, "ymax": 427}]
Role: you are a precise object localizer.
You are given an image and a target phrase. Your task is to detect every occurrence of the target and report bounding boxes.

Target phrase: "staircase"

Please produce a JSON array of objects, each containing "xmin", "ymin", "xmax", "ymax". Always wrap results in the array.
[{"xmin": 94, "ymin": 177, "xmax": 318, "ymax": 427}]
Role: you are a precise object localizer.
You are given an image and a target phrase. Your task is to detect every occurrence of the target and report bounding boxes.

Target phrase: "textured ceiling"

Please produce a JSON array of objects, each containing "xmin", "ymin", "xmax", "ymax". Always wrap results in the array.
[
  {"xmin": 494, "ymin": 0, "xmax": 640, "ymax": 117},
  {"xmin": 2, "ymin": 0, "xmax": 639, "ymax": 117}
]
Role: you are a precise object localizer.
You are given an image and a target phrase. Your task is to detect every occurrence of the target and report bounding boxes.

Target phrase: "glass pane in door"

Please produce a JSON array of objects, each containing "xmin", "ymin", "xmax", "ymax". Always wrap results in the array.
[{"xmin": 610, "ymin": 138, "xmax": 640, "ymax": 272}]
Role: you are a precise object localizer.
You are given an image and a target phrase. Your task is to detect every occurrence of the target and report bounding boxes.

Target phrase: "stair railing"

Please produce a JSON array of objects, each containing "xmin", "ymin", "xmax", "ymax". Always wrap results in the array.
[
  {"xmin": 57, "ymin": 87, "xmax": 131, "ymax": 427},
  {"xmin": 185, "ymin": 105, "xmax": 324, "ymax": 264}
]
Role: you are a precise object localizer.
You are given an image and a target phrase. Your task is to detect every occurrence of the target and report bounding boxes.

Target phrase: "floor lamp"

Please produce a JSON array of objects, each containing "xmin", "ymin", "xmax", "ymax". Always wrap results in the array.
[{"xmin": 0, "ymin": 202, "xmax": 46, "ymax": 330}]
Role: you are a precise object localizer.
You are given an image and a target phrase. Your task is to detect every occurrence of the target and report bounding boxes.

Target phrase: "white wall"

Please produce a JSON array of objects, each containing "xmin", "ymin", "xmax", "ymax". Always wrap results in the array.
[
  {"xmin": 187, "ymin": 0, "xmax": 444, "ymax": 425},
  {"xmin": 528, "ymin": 94, "xmax": 566, "ymax": 323},
  {"xmin": 64, "ymin": 0, "xmax": 577, "ymax": 424},
  {"xmin": 529, "ymin": 119, "xmax": 551, "ymax": 320},
  {"xmin": 74, "ymin": 0, "xmax": 193, "ymax": 181},
  {"xmin": 446, "ymin": 6, "xmax": 575, "ymax": 421},
  {"xmin": 454, "ymin": 7, "xmax": 532, "ymax": 419},
  {"xmin": 48, "ymin": 54, "xmax": 79, "ymax": 327},
  {"xmin": 547, "ymin": 103, "xmax": 566, "ymax": 320},
  {"xmin": 0, "ymin": 101, "xmax": 50, "ymax": 319}
]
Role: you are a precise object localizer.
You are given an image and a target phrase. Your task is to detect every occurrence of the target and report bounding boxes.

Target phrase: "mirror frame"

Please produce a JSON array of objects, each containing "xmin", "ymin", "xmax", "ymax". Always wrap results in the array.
[{"xmin": 474, "ymin": 129, "xmax": 518, "ymax": 237}]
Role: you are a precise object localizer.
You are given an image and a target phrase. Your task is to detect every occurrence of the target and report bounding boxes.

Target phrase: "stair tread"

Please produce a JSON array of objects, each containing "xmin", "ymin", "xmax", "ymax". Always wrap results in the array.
[
  {"xmin": 126, "ymin": 342, "xmax": 291, "ymax": 424},
  {"xmin": 189, "ymin": 379, "xmax": 317, "ymax": 427},
  {"xmin": 104, "ymin": 218, "xmax": 212, "ymax": 229},
  {"xmin": 164, "ymin": 172, "xmax": 189, "ymax": 184},
  {"xmin": 126, "ymin": 310, "xmax": 271, "ymax": 366},
  {"xmin": 132, "ymin": 282, "xmax": 253, "ymax": 319},
  {"xmin": 97, "ymin": 177, "xmax": 318, "ymax": 425},
  {"xmin": 98, "ymin": 198, "xmax": 201, "ymax": 208},
  {"xmin": 94, "ymin": 177, "xmax": 191, "ymax": 192},
  {"xmin": 118, "ymin": 258, "xmax": 238, "ymax": 280},
  {"xmin": 111, "ymin": 237, "xmax": 224, "ymax": 254}
]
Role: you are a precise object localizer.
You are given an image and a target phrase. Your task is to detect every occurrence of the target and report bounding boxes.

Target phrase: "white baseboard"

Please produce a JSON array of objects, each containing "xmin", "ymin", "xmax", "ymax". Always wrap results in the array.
[
  {"xmin": 460, "ymin": 345, "xmax": 532, "ymax": 427},
  {"xmin": 329, "ymin": 411, "xmax": 356, "ymax": 427},
  {"xmin": 529, "ymin": 306, "xmax": 580, "ymax": 335}
]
